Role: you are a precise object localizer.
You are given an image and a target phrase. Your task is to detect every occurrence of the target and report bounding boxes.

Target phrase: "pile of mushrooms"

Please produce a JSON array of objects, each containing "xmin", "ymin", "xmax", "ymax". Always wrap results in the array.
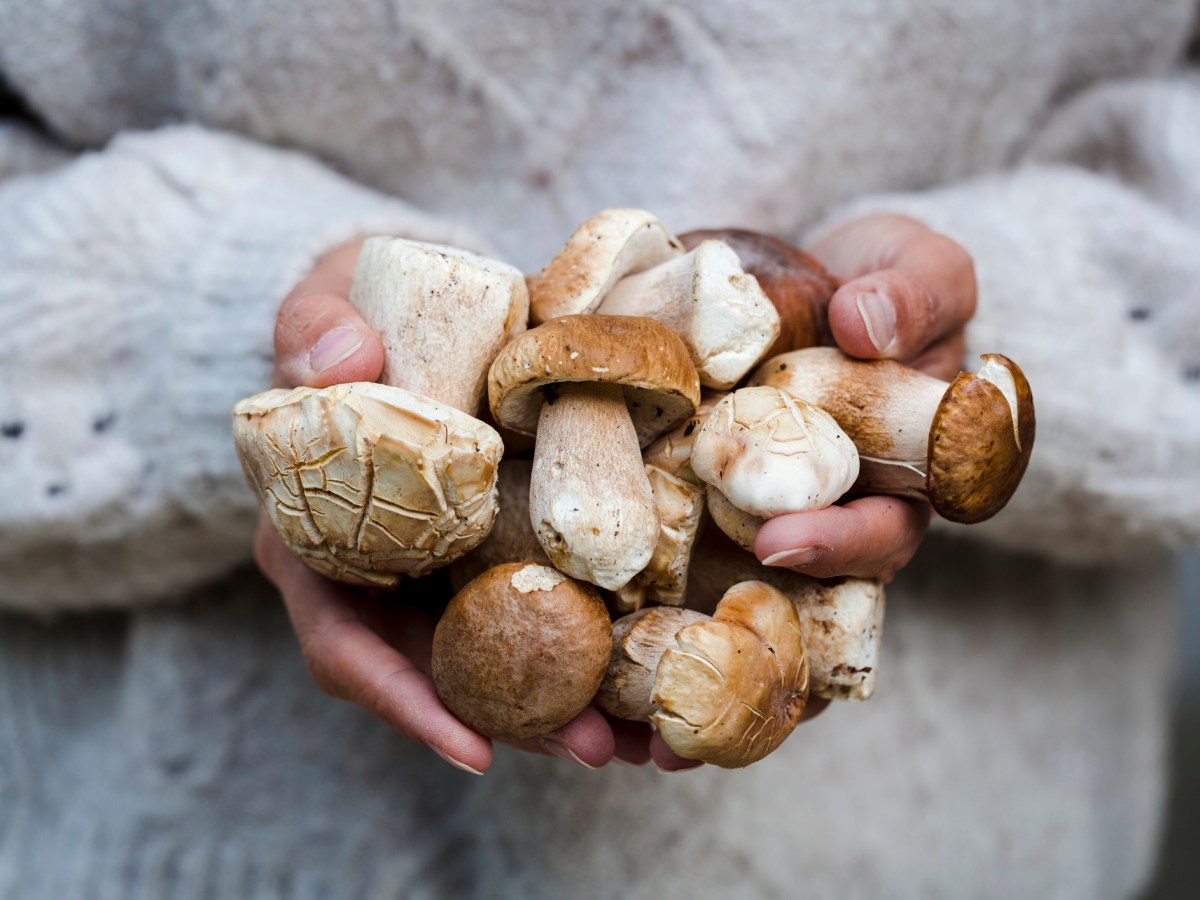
[{"xmin": 231, "ymin": 209, "xmax": 1036, "ymax": 769}]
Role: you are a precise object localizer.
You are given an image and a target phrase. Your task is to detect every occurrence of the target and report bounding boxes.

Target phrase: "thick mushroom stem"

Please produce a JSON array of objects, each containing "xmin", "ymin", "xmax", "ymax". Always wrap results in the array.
[
  {"xmin": 530, "ymin": 382, "xmax": 660, "ymax": 590},
  {"xmin": 752, "ymin": 347, "xmax": 1036, "ymax": 522}
]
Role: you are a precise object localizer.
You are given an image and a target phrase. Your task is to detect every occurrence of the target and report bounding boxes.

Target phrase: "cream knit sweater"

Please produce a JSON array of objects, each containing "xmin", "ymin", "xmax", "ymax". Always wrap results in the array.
[{"xmin": 0, "ymin": 1, "xmax": 1198, "ymax": 897}]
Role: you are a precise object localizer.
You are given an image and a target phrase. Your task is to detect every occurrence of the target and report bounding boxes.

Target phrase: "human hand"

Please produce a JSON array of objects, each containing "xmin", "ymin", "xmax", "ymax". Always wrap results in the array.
[
  {"xmin": 754, "ymin": 214, "xmax": 978, "ymax": 582},
  {"xmin": 261, "ymin": 240, "xmax": 689, "ymax": 772}
]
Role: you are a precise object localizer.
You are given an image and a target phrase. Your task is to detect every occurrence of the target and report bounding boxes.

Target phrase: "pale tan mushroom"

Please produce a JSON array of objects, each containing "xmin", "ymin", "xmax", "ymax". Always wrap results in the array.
[
  {"xmin": 488, "ymin": 315, "xmax": 700, "ymax": 590},
  {"xmin": 527, "ymin": 208, "xmax": 684, "ymax": 324},
  {"xmin": 597, "ymin": 240, "xmax": 781, "ymax": 389},
  {"xmin": 233, "ymin": 382, "xmax": 502, "ymax": 586},
  {"xmin": 233, "ymin": 237, "xmax": 525, "ymax": 584},
  {"xmin": 752, "ymin": 348, "xmax": 1036, "ymax": 523},
  {"xmin": 597, "ymin": 581, "xmax": 810, "ymax": 768},
  {"xmin": 614, "ymin": 392, "xmax": 727, "ymax": 613},
  {"xmin": 349, "ymin": 237, "xmax": 529, "ymax": 416},
  {"xmin": 432, "ymin": 562, "xmax": 612, "ymax": 741},
  {"xmin": 684, "ymin": 526, "xmax": 885, "ymax": 701}
]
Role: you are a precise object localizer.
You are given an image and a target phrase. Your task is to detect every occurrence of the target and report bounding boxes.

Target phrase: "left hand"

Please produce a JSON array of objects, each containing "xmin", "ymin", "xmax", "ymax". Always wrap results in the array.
[{"xmin": 754, "ymin": 213, "xmax": 978, "ymax": 582}]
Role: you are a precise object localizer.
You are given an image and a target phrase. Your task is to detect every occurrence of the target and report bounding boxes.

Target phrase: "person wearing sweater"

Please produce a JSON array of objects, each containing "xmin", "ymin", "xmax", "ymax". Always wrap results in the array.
[{"xmin": 1, "ymin": 1, "xmax": 1198, "ymax": 896}]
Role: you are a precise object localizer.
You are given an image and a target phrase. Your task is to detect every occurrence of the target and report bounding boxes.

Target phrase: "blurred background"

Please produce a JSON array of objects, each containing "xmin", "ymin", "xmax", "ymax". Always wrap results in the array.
[{"xmin": 1145, "ymin": 550, "xmax": 1200, "ymax": 898}]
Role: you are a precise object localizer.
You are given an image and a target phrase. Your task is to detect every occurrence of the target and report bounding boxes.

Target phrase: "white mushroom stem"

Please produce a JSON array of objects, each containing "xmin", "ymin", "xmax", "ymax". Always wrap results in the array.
[
  {"xmin": 529, "ymin": 382, "xmax": 660, "ymax": 590},
  {"xmin": 598, "ymin": 240, "xmax": 781, "ymax": 390}
]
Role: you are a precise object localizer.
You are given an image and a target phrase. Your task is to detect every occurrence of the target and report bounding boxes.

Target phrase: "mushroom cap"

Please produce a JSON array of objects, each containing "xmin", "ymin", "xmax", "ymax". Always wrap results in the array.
[
  {"xmin": 653, "ymin": 580, "xmax": 810, "ymax": 768},
  {"xmin": 596, "ymin": 606, "xmax": 710, "ymax": 722},
  {"xmin": 432, "ymin": 562, "xmax": 612, "ymax": 741},
  {"xmin": 928, "ymin": 354, "xmax": 1036, "ymax": 523},
  {"xmin": 527, "ymin": 208, "xmax": 684, "ymax": 323},
  {"xmin": 488, "ymin": 315, "xmax": 701, "ymax": 445},
  {"xmin": 704, "ymin": 484, "xmax": 764, "ymax": 553},
  {"xmin": 233, "ymin": 382, "xmax": 502, "ymax": 586},
  {"xmin": 349, "ymin": 237, "xmax": 529, "ymax": 415},
  {"xmin": 691, "ymin": 386, "xmax": 860, "ymax": 518},
  {"xmin": 679, "ymin": 228, "xmax": 837, "ymax": 356}
]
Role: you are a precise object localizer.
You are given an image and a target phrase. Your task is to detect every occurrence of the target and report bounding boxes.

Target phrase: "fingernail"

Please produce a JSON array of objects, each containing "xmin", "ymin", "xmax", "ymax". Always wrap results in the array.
[
  {"xmin": 762, "ymin": 547, "xmax": 822, "ymax": 568},
  {"xmin": 309, "ymin": 326, "xmax": 365, "ymax": 373},
  {"xmin": 856, "ymin": 291, "xmax": 896, "ymax": 353},
  {"xmin": 540, "ymin": 738, "xmax": 599, "ymax": 769},
  {"xmin": 431, "ymin": 746, "xmax": 484, "ymax": 776}
]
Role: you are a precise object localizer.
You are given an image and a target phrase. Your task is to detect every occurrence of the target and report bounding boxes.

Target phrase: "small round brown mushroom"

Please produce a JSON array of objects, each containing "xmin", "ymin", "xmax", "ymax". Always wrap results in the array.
[
  {"xmin": 752, "ymin": 347, "xmax": 1036, "ymax": 523},
  {"xmin": 679, "ymin": 228, "xmax": 838, "ymax": 356},
  {"xmin": 488, "ymin": 315, "xmax": 700, "ymax": 590},
  {"xmin": 597, "ymin": 580, "xmax": 810, "ymax": 768},
  {"xmin": 432, "ymin": 562, "xmax": 612, "ymax": 741}
]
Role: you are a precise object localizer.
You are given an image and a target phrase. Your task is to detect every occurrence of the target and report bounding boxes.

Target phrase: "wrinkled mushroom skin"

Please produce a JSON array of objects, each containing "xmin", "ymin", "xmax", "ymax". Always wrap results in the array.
[
  {"xmin": 679, "ymin": 229, "xmax": 837, "ymax": 357},
  {"xmin": 432, "ymin": 563, "xmax": 612, "ymax": 741},
  {"xmin": 233, "ymin": 383, "xmax": 502, "ymax": 586},
  {"xmin": 652, "ymin": 581, "xmax": 810, "ymax": 768}
]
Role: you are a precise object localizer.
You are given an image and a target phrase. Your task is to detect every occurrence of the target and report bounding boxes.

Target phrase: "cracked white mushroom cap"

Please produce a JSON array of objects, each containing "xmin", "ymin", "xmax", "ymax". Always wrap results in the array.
[
  {"xmin": 349, "ymin": 237, "xmax": 529, "ymax": 415},
  {"xmin": 598, "ymin": 581, "xmax": 810, "ymax": 768},
  {"xmin": 432, "ymin": 562, "xmax": 612, "ymax": 741},
  {"xmin": 233, "ymin": 383, "xmax": 503, "ymax": 586},
  {"xmin": 597, "ymin": 240, "xmax": 781, "ymax": 389},
  {"xmin": 526, "ymin": 208, "xmax": 684, "ymax": 324},
  {"xmin": 752, "ymin": 348, "xmax": 1036, "ymax": 523},
  {"xmin": 691, "ymin": 386, "xmax": 860, "ymax": 519}
]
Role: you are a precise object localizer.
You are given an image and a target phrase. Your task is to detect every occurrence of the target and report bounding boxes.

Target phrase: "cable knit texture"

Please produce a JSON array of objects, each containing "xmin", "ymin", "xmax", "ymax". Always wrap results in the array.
[{"xmin": 0, "ymin": 1, "xmax": 1197, "ymax": 898}]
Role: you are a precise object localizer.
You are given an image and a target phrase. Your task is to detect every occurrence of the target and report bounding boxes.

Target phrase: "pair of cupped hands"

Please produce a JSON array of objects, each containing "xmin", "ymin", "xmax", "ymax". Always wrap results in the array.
[{"xmin": 255, "ymin": 213, "xmax": 977, "ymax": 774}]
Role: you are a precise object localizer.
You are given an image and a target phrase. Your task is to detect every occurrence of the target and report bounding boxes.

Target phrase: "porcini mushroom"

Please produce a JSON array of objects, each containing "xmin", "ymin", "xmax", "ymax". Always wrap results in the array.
[
  {"xmin": 597, "ymin": 581, "xmax": 810, "ymax": 768},
  {"xmin": 233, "ymin": 382, "xmax": 502, "ymax": 585},
  {"xmin": 684, "ymin": 526, "xmax": 886, "ymax": 701},
  {"xmin": 488, "ymin": 315, "xmax": 700, "ymax": 590},
  {"xmin": 680, "ymin": 228, "xmax": 838, "ymax": 356},
  {"xmin": 432, "ymin": 562, "xmax": 612, "ymax": 741},
  {"xmin": 752, "ymin": 347, "xmax": 1036, "ymax": 523},
  {"xmin": 691, "ymin": 385, "xmax": 859, "ymax": 527},
  {"xmin": 614, "ymin": 392, "xmax": 727, "ymax": 612},
  {"xmin": 596, "ymin": 240, "xmax": 781, "ymax": 389},
  {"xmin": 233, "ymin": 237, "xmax": 527, "ymax": 585},
  {"xmin": 527, "ymin": 208, "xmax": 684, "ymax": 324}
]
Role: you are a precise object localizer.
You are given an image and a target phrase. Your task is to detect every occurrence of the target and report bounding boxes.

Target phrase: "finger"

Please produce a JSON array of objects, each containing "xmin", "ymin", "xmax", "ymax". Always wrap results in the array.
[
  {"xmin": 259, "ymin": 524, "xmax": 493, "ymax": 773},
  {"xmin": 755, "ymin": 495, "xmax": 931, "ymax": 582},
  {"xmin": 799, "ymin": 696, "xmax": 831, "ymax": 724},
  {"xmin": 274, "ymin": 291, "xmax": 385, "ymax": 389},
  {"xmin": 606, "ymin": 714, "xmax": 654, "ymax": 767},
  {"xmin": 649, "ymin": 733, "xmax": 704, "ymax": 773},
  {"xmin": 909, "ymin": 331, "xmax": 967, "ymax": 382},
  {"xmin": 506, "ymin": 706, "xmax": 617, "ymax": 769},
  {"xmin": 809, "ymin": 214, "xmax": 976, "ymax": 363}
]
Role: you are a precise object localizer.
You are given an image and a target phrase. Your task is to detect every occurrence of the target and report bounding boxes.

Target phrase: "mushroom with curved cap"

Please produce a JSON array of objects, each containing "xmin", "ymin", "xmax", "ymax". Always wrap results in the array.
[
  {"xmin": 596, "ymin": 581, "xmax": 810, "ymax": 768},
  {"xmin": 752, "ymin": 347, "xmax": 1036, "ymax": 523},
  {"xmin": 596, "ymin": 239, "xmax": 781, "ymax": 389},
  {"xmin": 233, "ymin": 237, "xmax": 526, "ymax": 584},
  {"xmin": 679, "ymin": 228, "xmax": 839, "ymax": 357},
  {"xmin": 527, "ymin": 208, "xmax": 684, "ymax": 324},
  {"xmin": 432, "ymin": 562, "xmax": 613, "ymax": 741},
  {"xmin": 488, "ymin": 315, "xmax": 700, "ymax": 590},
  {"xmin": 689, "ymin": 386, "xmax": 859, "ymax": 548},
  {"xmin": 233, "ymin": 382, "xmax": 502, "ymax": 586},
  {"xmin": 684, "ymin": 525, "xmax": 886, "ymax": 701},
  {"xmin": 614, "ymin": 392, "xmax": 727, "ymax": 613}
]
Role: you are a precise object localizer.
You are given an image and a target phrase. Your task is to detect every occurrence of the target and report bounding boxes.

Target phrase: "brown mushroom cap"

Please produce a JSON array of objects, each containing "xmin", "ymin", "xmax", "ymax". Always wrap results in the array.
[
  {"xmin": 928, "ymin": 354, "xmax": 1036, "ymax": 523},
  {"xmin": 679, "ymin": 228, "xmax": 837, "ymax": 356},
  {"xmin": 432, "ymin": 562, "xmax": 612, "ymax": 741},
  {"xmin": 233, "ymin": 382, "xmax": 502, "ymax": 586},
  {"xmin": 653, "ymin": 580, "xmax": 810, "ymax": 768},
  {"xmin": 488, "ymin": 315, "xmax": 701, "ymax": 445}
]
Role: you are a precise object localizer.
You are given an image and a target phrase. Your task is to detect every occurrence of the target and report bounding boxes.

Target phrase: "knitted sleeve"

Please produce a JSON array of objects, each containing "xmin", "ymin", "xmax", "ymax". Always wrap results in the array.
[
  {"xmin": 0, "ymin": 125, "xmax": 488, "ymax": 612},
  {"xmin": 807, "ymin": 74, "xmax": 1200, "ymax": 565}
]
